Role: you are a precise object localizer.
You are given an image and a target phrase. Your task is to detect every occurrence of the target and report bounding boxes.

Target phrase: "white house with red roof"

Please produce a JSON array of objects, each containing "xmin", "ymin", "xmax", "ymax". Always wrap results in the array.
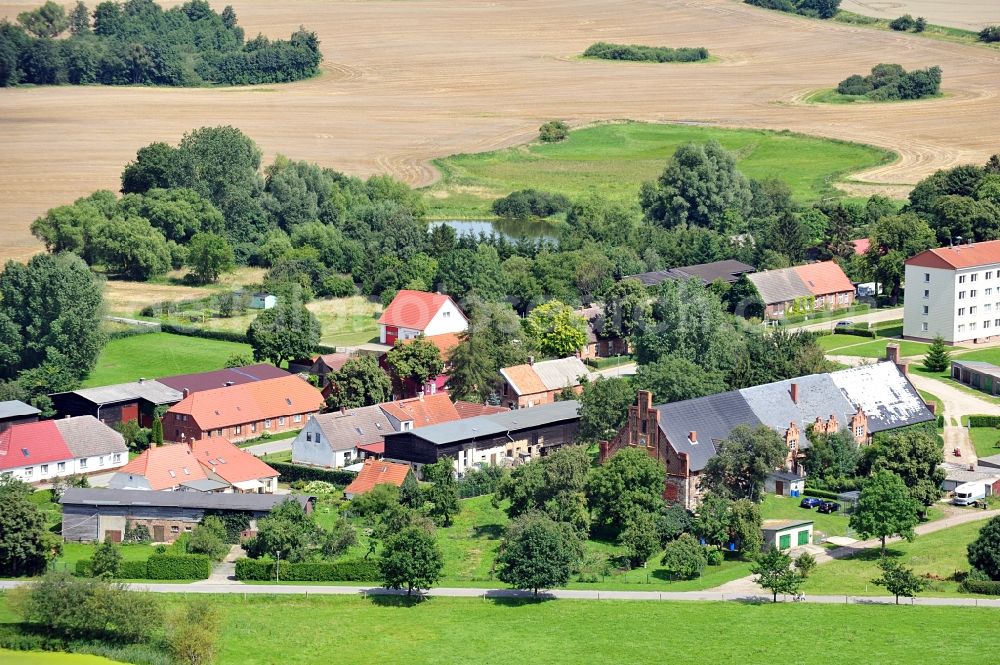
[
  {"xmin": 377, "ymin": 290, "xmax": 468, "ymax": 345},
  {"xmin": 0, "ymin": 416, "xmax": 128, "ymax": 484},
  {"xmin": 904, "ymin": 239, "xmax": 1000, "ymax": 344}
]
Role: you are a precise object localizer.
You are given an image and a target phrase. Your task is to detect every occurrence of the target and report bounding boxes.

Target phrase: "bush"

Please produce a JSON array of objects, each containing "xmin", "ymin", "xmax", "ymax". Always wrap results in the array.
[
  {"xmin": 969, "ymin": 416, "xmax": 1000, "ymax": 428},
  {"xmin": 960, "ymin": 578, "xmax": 1000, "ymax": 595},
  {"xmin": 980, "ymin": 26, "xmax": 1000, "ymax": 43},
  {"xmin": 804, "ymin": 487, "xmax": 841, "ymax": 500},
  {"xmin": 706, "ymin": 548, "xmax": 725, "ymax": 566},
  {"xmin": 159, "ymin": 324, "xmax": 249, "ymax": 344},
  {"xmin": 266, "ymin": 461, "xmax": 357, "ymax": 486},
  {"xmin": 745, "ymin": 0, "xmax": 839, "ymax": 19},
  {"xmin": 889, "ymin": 14, "xmax": 914, "ymax": 31},
  {"xmin": 539, "ymin": 120, "xmax": 569, "ymax": 143},
  {"xmin": 583, "ymin": 42, "xmax": 709, "ymax": 63},
  {"xmin": 234, "ymin": 557, "xmax": 380, "ymax": 581},
  {"xmin": 492, "ymin": 189, "xmax": 570, "ymax": 220},
  {"xmin": 457, "ymin": 464, "xmax": 505, "ymax": 498},
  {"xmin": 833, "ymin": 327, "xmax": 875, "ymax": 338},
  {"xmin": 836, "ymin": 63, "xmax": 942, "ymax": 102},
  {"xmin": 145, "ymin": 554, "xmax": 211, "ymax": 580},
  {"xmin": 660, "ymin": 533, "xmax": 708, "ymax": 580}
]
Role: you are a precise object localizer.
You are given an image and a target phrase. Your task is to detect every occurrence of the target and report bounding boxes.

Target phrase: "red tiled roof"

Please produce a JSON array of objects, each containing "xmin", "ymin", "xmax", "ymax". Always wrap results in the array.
[
  {"xmin": 118, "ymin": 439, "xmax": 277, "ymax": 491},
  {"xmin": 907, "ymin": 240, "xmax": 1000, "ymax": 270},
  {"xmin": 0, "ymin": 420, "xmax": 74, "ymax": 470},
  {"xmin": 793, "ymin": 261, "xmax": 854, "ymax": 296},
  {"xmin": 851, "ymin": 238, "xmax": 870, "ymax": 256},
  {"xmin": 344, "ymin": 458, "xmax": 412, "ymax": 497},
  {"xmin": 167, "ymin": 375, "xmax": 324, "ymax": 431},
  {"xmin": 377, "ymin": 290, "xmax": 455, "ymax": 331},
  {"xmin": 402, "ymin": 333, "xmax": 462, "ymax": 360},
  {"xmin": 311, "ymin": 353, "xmax": 352, "ymax": 374},
  {"xmin": 499, "ymin": 364, "xmax": 547, "ymax": 395},
  {"xmin": 454, "ymin": 401, "xmax": 510, "ymax": 418},
  {"xmin": 379, "ymin": 393, "xmax": 460, "ymax": 427},
  {"xmin": 356, "ymin": 442, "xmax": 385, "ymax": 455}
]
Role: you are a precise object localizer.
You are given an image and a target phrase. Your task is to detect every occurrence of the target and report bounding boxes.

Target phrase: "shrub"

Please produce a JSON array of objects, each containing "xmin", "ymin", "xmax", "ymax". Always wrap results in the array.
[
  {"xmin": 803, "ymin": 487, "xmax": 841, "ymax": 500},
  {"xmin": 492, "ymin": 189, "xmax": 570, "ymax": 220},
  {"xmin": 145, "ymin": 554, "xmax": 211, "ymax": 580},
  {"xmin": 266, "ymin": 461, "xmax": 357, "ymax": 486},
  {"xmin": 913, "ymin": 16, "xmax": 927, "ymax": 32},
  {"xmin": 969, "ymin": 416, "xmax": 1000, "ymax": 428},
  {"xmin": 539, "ymin": 120, "xmax": 569, "ymax": 143},
  {"xmin": 660, "ymin": 533, "xmax": 708, "ymax": 580},
  {"xmin": 745, "ymin": 0, "xmax": 839, "ymax": 19},
  {"xmin": 583, "ymin": 42, "xmax": 709, "ymax": 63},
  {"xmin": 836, "ymin": 63, "xmax": 942, "ymax": 102},
  {"xmin": 889, "ymin": 14, "xmax": 914, "ymax": 31},
  {"xmin": 233, "ymin": 557, "xmax": 381, "ymax": 581},
  {"xmin": 159, "ymin": 324, "xmax": 249, "ymax": 344},
  {"xmin": 706, "ymin": 548, "xmax": 725, "ymax": 566},
  {"xmin": 980, "ymin": 26, "xmax": 1000, "ymax": 43},
  {"xmin": 795, "ymin": 552, "xmax": 817, "ymax": 577},
  {"xmin": 90, "ymin": 540, "xmax": 122, "ymax": 578},
  {"xmin": 457, "ymin": 464, "xmax": 505, "ymax": 498},
  {"xmin": 960, "ymin": 578, "xmax": 1000, "ymax": 595},
  {"xmin": 833, "ymin": 327, "xmax": 875, "ymax": 338}
]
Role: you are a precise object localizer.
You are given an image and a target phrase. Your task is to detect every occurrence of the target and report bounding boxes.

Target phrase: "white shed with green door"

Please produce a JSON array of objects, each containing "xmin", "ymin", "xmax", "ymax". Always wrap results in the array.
[{"xmin": 762, "ymin": 519, "xmax": 814, "ymax": 551}]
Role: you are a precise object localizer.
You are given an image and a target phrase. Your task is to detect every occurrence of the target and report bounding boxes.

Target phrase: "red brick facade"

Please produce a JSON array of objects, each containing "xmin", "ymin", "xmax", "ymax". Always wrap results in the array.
[{"xmin": 167, "ymin": 411, "xmax": 312, "ymax": 443}]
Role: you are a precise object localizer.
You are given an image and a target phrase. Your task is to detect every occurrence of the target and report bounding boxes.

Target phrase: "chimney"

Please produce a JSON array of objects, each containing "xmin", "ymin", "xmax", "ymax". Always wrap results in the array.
[
  {"xmin": 689, "ymin": 431, "xmax": 698, "ymax": 444},
  {"xmin": 182, "ymin": 388, "xmax": 190, "ymax": 398},
  {"xmin": 790, "ymin": 383, "xmax": 799, "ymax": 404},
  {"xmin": 924, "ymin": 400, "xmax": 937, "ymax": 415},
  {"xmin": 885, "ymin": 343, "xmax": 900, "ymax": 365}
]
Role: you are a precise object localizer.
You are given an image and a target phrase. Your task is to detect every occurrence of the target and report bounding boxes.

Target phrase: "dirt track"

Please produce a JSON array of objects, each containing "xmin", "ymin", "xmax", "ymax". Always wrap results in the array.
[{"xmin": 2, "ymin": 0, "xmax": 1000, "ymax": 261}]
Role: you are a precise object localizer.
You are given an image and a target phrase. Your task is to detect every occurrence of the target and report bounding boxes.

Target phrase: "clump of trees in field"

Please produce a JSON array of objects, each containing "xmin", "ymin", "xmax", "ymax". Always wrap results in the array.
[
  {"xmin": 0, "ymin": 0, "xmax": 321, "ymax": 87},
  {"xmin": 980, "ymin": 26, "xmax": 1000, "ymax": 43},
  {"xmin": 836, "ymin": 63, "xmax": 942, "ymax": 101},
  {"xmin": 744, "ymin": 0, "xmax": 840, "ymax": 20},
  {"xmin": 492, "ymin": 189, "xmax": 570, "ymax": 220},
  {"xmin": 889, "ymin": 14, "xmax": 926, "ymax": 33},
  {"xmin": 538, "ymin": 120, "xmax": 569, "ymax": 143},
  {"xmin": 583, "ymin": 42, "xmax": 709, "ymax": 63}
]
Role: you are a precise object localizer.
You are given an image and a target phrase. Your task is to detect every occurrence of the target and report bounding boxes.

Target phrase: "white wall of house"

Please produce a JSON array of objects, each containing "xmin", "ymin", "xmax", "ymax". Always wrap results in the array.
[
  {"xmin": 3, "ymin": 452, "xmax": 126, "ymax": 484},
  {"xmin": 423, "ymin": 299, "xmax": 468, "ymax": 336},
  {"xmin": 451, "ymin": 443, "xmax": 507, "ymax": 475},
  {"xmin": 904, "ymin": 263, "xmax": 1000, "ymax": 343},
  {"xmin": 291, "ymin": 417, "xmax": 357, "ymax": 468}
]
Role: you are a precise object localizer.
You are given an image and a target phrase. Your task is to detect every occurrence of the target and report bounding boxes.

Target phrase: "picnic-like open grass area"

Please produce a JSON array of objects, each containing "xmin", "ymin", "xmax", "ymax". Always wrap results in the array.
[
  {"xmin": 82, "ymin": 333, "xmax": 252, "ymax": 387},
  {"xmin": 817, "ymin": 334, "xmax": 930, "ymax": 358},
  {"xmin": 969, "ymin": 425, "xmax": 1000, "ymax": 458},
  {"xmin": 423, "ymin": 122, "xmax": 893, "ymax": 217},
  {"xmin": 0, "ymin": 650, "xmax": 123, "ymax": 665}
]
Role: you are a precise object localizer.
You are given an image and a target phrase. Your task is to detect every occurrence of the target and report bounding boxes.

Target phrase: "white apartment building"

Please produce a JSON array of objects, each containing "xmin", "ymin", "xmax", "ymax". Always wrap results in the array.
[{"xmin": 904, "ymin": 240, "xmax": 1000, "ymax": 344}]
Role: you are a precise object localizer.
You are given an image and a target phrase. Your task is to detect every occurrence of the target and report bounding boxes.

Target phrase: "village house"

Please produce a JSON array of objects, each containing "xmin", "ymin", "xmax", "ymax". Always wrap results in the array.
[
  {"xmin": 747, "ymin": 261, "xmax": 855, "ymax": 320},
  {"xmin": 165, "ymin": 375, "xmax": 323, "ymax": 443},
  {"xmin": 576, "ymin": 305, "xmax": 629, "ymax": 361},
  {"xmin": 626, "ymin": 259, "xmax": 755, "ymax": 288},
  {"xmin": 108, "ymin": 437, "xmax": 279, "ymax": 493},
  {"xmin": 499, "ymin": 356, "xmax": 592, "ymax": 409},
  {"xmin": 51, "ymin": 379, "xmax": 183, "ymax": 428},
  {"xmin": 60, "ymin": 488, "xmax": 312, "ymax": 544},
  {"xmin": 377, "ymin": 289, "xmax": 468, "ymax": 345},
  {"xmin": 0, "ymin": 416, "xmax": 128, "ymax": 484},
  {"xmin": 0, "ymin": 400, "xmax": 40, "ymax": 432},
  {"xmin": 344, "ymin": 458, "xmax": 414, "ymax": 499},
  {"xmin": 384, "ymin": 399, "xmax": 580, "ymax": 475},
  {"xmin": 393, "ymin": 332, "xmax": 462, "ymax": 397},
  {"xmin": 601, "ymin": 361, "xmax": 934, "ymax": 509}
]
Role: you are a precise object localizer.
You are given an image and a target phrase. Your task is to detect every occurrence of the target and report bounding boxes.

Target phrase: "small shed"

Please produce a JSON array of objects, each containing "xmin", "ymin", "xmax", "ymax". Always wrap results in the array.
[
  {"xmin": 765, "ymin": 471, "xmax": 805, "ymax": 497},
  {"xmin": 837, "ymin": 490, "xmax": 861, "ymax": 513},
  {"xmin": 250, "ymin": 293, "xmax": 277, "ymax": 310},
  {"xmin": 762, "ymin": 519, "xmax": 814, "ymax": 551}
]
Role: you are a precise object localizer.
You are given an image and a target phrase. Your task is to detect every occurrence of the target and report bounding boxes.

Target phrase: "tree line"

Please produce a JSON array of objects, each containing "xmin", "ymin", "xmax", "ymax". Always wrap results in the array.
[
  {"xmin": 0, "ymin": 0, "xmax": 321, "ymax": 87},
  {"xmin": 583, "ymin": 42, "xmax": 709, "ymax": 63},
  {"xmin": 744, "ymin": 0, "xmax": 840, "ymax": 20}
]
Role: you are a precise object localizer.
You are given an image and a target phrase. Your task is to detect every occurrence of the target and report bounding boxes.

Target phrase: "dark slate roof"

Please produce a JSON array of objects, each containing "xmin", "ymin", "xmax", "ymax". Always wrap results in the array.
[
  {"xmin": 59, "ymin": 487, "xmax": 313, "ymax": 511},
  {"xmin": 157, "ymin": 364, "xmax": 291, "ymax": 394},
  {"xmin": 828, "ymin": 362, "xmax": 934, "ymax": 432},
  {"xmin": 666, "ymin": 260, "xmax": 755, "ymax": 285},
  {"xmin": 654, "ymin": 392, "xmax": 762, "ymax": 472},
  {"xmin": 0, "ymin": 400, "xmax": 40, "ymax": 419},
  {"xmin": 624, "ymin": 270, "xmax": 672, "ymax": 287},
  {"xmin": 383, "ymin": 400, "xmax": 580, "ymax": 446},
  {"xmin": 55, "ymin": 380, "xmax": 182, "ymax": 406}
]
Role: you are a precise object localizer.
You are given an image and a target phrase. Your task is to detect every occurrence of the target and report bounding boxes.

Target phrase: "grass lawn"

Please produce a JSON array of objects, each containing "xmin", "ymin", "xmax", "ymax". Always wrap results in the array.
[
  {"xmin": 54, "ymin": 542, "xmax": 160, "ymax": 572},
  {"xmin": 423, "ymin": 122, "xmax": 894, "ymax": 217},
  {"xmin": 803, "ymin": 520, "xmax": 986, "ymax": 596},
  {"xmin": 817, "ymin": 335, "xmax": 930, "ymax": 358},
  {"xmin": 0, "ymin": 649, "xmax": 124, "ymax": 665},
  {"xmin": 83, "ymin": 333, "xmax": 252, "ymax": 387},
  {"xmin": 918, "ymin": 390, "xmax": 946, "ymax": 420},
  {"xmin": 760, "ymin": 494, "xmax": 853, "ymax": 538},
  {"xmin": 969, "ymin": 426, "xmax": 1000, "ymax": 458},
  {"xmin": 803, "ymin": 88, "xmax": 946, "ymax": 105}
]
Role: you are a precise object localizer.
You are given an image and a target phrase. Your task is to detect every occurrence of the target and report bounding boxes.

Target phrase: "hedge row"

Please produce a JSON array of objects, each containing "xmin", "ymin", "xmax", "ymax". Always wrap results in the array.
[
  {"xmin": 268, "ymin": 461, "xmax": 357, "ymax": 486},
  {"xmin": 833, "ymin": 328, "xmax": 876, "ymax": 339},
  {"xmin": 969, "ymin": 416, "xmax": 1000, "ymax": 428},
  {"xmin": 960, "ymin": 579, "xmax": 1000, "ymax": 595},
  {"xmin": 74, "ymin": 555, "xmax": 210, "ymax": 580},
  {"xmin": 106, "ymin": 325, "xmax": 161, "ymax": 341},
  {"xmin": 159, "ymin": 323, "xmax": 250, "ymax": 345},
  {"xmin": 803, "ymin": 488, "xmax": 841, "ymax": 500},
  {"xmin": 234, "ymin": 558, "xmax": 380, "ymax": 581}
]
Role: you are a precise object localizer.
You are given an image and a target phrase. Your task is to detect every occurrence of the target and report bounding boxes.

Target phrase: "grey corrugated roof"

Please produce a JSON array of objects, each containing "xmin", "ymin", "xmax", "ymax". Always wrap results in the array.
[
  {"xmin": 179, "ymin": 479, "xmax": 230, "ymax": 492},
  {"xmin": 59, "ymin": 487, "xmax": 313, "ymax": 511},
  {"xmin": 384, "ymin": 400, "xmax": 580, "ymax": 446},
  {"xmin": 740, "ymin": 374, "xmax": 856, "ymax": 448},
  {"xmin": 54, "ymin": 416, "xmax": 128, "ymax": 458},
  {"xmin": 747, "ymin": 268, "xmax": 811, "ymax": 305},
  {"xmin": 59, "ymin": 380, "xmax": 183, "ymax": 406},
  {"xmin": 952, "ymin": 360, "xmax": 1000, "ymax": 381},
  {"xmin": 0, "ymin": 400, "xmax": 40, "ymax": 419},
  {"xmin": 655, "ymin": 391, "xmax": 762, "ymax": 472},
  {"xmin": 310, "ymin": 406, "xmax": 394, "ymax": 452},
  {"xmin": 667, "ymin": 260, "xmax": 755, "ymax": 286},
  {"xmin": 829, "ymin": 362, "xmax": 935, "ymax": 432},
  {"xmin": 531, "ymin": 357, "xmax": 590, "ymax": 391}
]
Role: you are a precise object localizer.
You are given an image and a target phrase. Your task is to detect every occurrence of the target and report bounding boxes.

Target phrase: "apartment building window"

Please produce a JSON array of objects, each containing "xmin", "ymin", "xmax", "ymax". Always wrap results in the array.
[
  {"xmin": 987, "ymin": 304, "xmax": 993, "ymax": 313},
  {"xmin": 922, "ymin": 306, "xmax": 929, "ymax": 315},
  {"xmin": 988, "ymin": 271, "xmax": 994, "ymax": 280},
  {"xmin": 923, "ymin": 289, "xmax": 929, "ymax": 299},
  {"xmin": 57, "ymin": 462, "xmax": 65, "ymax": 472},
  {"xmin": 971, "ymin": 322, "xmax": 978, "ymax": 331},
  {"xmin": 971, "ymin": 273, "xmax": 978, "ymax": 282},
  {"xmin": 921, "ymin": 322, "xmax": 928, "ymax": 332},
  {"xmin": 988, "ymin": 288, "xmax": 994, "ymax": 297},
  {"xmin": 959, "ymin": 291, "xmax": 966, "ymax": 299},
  {"xmin": 959, "ymin": 324, "xmax": 966, "ymax": 333},
  {"xmin": 925, "ymin": 273, "xmax": 931, "ymax": 282},
  {"xmin": 971, "ymin": 290, "xmax": 978, "ymax": 298},
  {"xmin": 995, "ymin": 319, "xmax": 1000, "ymax": 327},
  {"xmin": 959, "ymin": 275, "xmax": 967, "ymax": 284},
  {"xmin": 971, "ymin": 306, "xmax": 978, "ymax": 315},
  {"xmin": 985, "ymin": 321, "xmax": 992, "ymax": 330},
  {"xmin": 958, "ymin": 308, "xmax": 965, "ymax": 316},
  {"xmin": 40, "ymin": 464, "xmax": 48, "ymax": 474}
]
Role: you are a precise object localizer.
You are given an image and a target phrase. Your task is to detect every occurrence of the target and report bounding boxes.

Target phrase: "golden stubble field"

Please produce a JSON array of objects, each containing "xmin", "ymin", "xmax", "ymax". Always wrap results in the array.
[{"xmin": 1, "ymin": 0, "xmax": 999, "ymax": 262}]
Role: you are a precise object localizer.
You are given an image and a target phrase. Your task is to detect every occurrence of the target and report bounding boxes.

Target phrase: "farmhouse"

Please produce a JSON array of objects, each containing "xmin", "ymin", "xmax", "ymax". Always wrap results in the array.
[
  {"xmin": 0, "ymin": 399, "xmax": 40, "ymax": 432},
  {"xmin": 377, "ymin": 289, "xmax": 468, "ymax": 345},
  {"xmin": 626, "ymin": 259, "xmax": 755, "ymax": 287},
  {"xmin": 903, "ymin": 239, "xmax": 1000, "ymax": 344},
  {"xmin": 292, "ymin": 405, "xmax": 394, "ymax": 469},
  {"xmin": 577, "ymin": 305, "xmax": 629, "ymax": 361},
  {"xmin": 747, "ymin": 261, "xmax": 854, "ymax": 320},
  {"xmin": 343, "ymin": 458, "xmax": 413, "ymax": 499},
  {"xmin": 384, "ymin": 399, "xmax": 581, "ymax": 474},
  {"xmin": 0, "ymin": 416, "xmax": 128, "ymax": 484},
  {"xmin": 499, "ymin": 356, "xmax": 592, "ymax": 409},
  {"xmin": 165, "ymin": 375, "xmax": 323, "ymax": 443},
  {"xmin": 51, "ymin": 379, "xmax": 183, "ymax": 427},
  {"xmin": 602, "ymin": 362, "xmax": 934, "ymax": 508},
  {"xmin": 157, "ymin": 364, "xmax": 291, "ymax": 394},
  {"xmin": 109, "ymin": 438, "xmax": 279, "ymax": 493},
  {"xmin": 60, "ymin": 488, "xmax": 313, "ymax": 544}
]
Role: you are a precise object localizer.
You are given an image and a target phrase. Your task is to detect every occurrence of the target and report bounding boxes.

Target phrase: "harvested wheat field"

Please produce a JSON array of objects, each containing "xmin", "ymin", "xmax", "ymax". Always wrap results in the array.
[
  {"xmin": 839, "ymin": 0, "xmax": 1000, "ymax": 32},
  {"xmin": 2, "ymin": 0, "xmax": 1000, "ymax": 262}
]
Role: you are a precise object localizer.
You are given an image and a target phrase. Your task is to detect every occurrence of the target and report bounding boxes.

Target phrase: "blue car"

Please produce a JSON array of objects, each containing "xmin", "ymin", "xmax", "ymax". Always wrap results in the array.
[{"xmin": 799, "ymin": 497, "xmax": 823, "ymax": 509}]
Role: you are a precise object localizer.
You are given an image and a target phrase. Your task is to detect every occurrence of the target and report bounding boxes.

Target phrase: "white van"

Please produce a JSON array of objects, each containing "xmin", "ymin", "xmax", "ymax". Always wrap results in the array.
[{"xmin": 953, "ymin": 481, "xmax": 987, "ymax": 506}]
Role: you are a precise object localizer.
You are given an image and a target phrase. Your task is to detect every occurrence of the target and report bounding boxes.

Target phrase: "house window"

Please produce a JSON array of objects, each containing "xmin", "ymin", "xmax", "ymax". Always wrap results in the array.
[
  {"xmin": 855, "ymin": 425, "xmax": 864, "ymax": 438},
  {"xmin": 112, "ymin": 453, "xmax": 121, "ymax": 463},
  {"xmin": 98, "ymin": 456, "xmax": 105, "ymax": 466},
  {"xmin": 316, "ymin": 434, "xmax": 321, "ymax": 444},
  {"xmin": 251, "ymin": 423, "xmax": 257, "ymax": 433},
  {"xmin": 293, "ymin": 414, "xmax": 302, "ymax": 423},
  {"xmin": 443, "ymin": 311, "xmax": 451, "ymax": 317},
  {"xmin": 235, "ymin": 425, "xmax": 242, "ymax": 435},
  {"xmin": 40, "ymin": 464, "xmax": 48, "ymax": 474},
  {"xmin": 278, "ymin": 417, "xmax": 286, "ymax": 426},
  {"xmin": 922, "ymin": 306, "xmax": 928, "ymax": 315},
  {"xmin": 264, "ymin": 419, "xmax": 272, "ymax": 429},
  {"xmin": 171, "ymin": 526, "xmax": 180, "ymax": 534},
  {"xmin": 921, "ymin": 322, "xmax": 928, "ymax": 332},
  {"xmin": 24, "ymin": 467, "xmax": 33, "ymax": 478},
  {"xmin": 923, "ymin": 290, "xmax": 929, "ymax": 299},
  {"xmin": 216, "ymin": 429, "xmax": 223, "ymax": 437},
  {"xmin": 57, "ymin": 462, "xmax": 65, "ymax": 472},
  {"xmin": 306, "ymin": 432, "xmax": 312, "ymax": 442},
  {"xmin": 80, "ymin": 458, "xmax": 88, "ymax": 469},
  {"xmin": 924, "ymin": 273, "xmax": 931, "ymax": 282}
]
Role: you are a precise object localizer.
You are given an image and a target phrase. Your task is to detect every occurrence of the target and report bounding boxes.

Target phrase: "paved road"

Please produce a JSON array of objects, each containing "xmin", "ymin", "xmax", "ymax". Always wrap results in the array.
[
  {"xmin": 906, "ymin": 371, "xmax": 1000, "ymax": 421},
  {"xmin": 243, "ymin": 439, "xmax": 294, "ymax": 457},
  {"xmin": 794, "ymin": 307, "xmax": 904, "ymax": 333}
]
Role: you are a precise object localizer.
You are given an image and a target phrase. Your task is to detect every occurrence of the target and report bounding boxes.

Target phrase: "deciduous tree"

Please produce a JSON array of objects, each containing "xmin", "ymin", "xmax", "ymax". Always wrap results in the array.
[
  {"xmin": 423, "ymin": 456, "xmax": 460, "ymax": 527},
  {"xmin": 849, "ymin": 470, "xmax": 920, "ymax": 552},
  {"xmin": 967, "ymin": 516, "xmax": 1000, "ymax": 580},
  {"xmin": 379, "ymin": 525, "xmax": 443, "ymax": 596},
  {"xmin": 246, "ymin": 298, "xmax": 321, "ymax": 367},
  {"xmin": 0, "ymin": 477, "xmax": 60, "ymax": 577},
  {"xmin": 496, "ymin": 512, "xmax": 581, "ymax": 595},
  {"xmin": 578, "ymin": 377, "xmax": 637, "ymax": 442},
  {"xmin": 751, "ymin": 548, "xmax": 802, "ymax": 602},
  {"xmin": 523, "ymin": 300, "xmax": 588, "ymax": 358},
  {"xmin": 326, "ymin": 355, "xmax": 392, "ymax": 409},
  {"xmin": 660, "ymin": 533, "xmax": 707, "ymax": 580},
  {"xmin": 633, "ymin": 356, "xmax": 726, "ymax": 404},
  {"xmin": 872, "ymin": 556, "xmax": 927, "ymax": 604},
  {"xmin": 701, "ymin": 425, "xmax": 787, "ymax": 502},
  {"xmin": 386, "ymin": 336, "xmax": 444, "ymax": 392},
  {"xmin": 587, "ymin": 447, "xmax": 666, "ymax": 538},
  {"xmin": 860, "ymin": 428, "xmax": 944, "ymax": 512}
]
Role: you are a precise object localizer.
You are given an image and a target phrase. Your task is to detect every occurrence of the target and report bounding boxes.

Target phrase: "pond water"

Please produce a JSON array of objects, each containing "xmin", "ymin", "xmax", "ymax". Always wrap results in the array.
[{"xmin": 429, "ymin": 219, "xmax": 561, "ymax": 241}]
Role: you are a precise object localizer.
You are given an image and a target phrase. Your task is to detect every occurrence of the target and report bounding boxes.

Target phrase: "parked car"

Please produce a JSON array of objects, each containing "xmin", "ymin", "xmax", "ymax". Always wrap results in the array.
[
  {"xmin": 835, "ymin": 320, "xmax": 854, "ymax": 328},
  {"xmin": 799, "ymin": 497, "xmax": 823, "ymax": 509},
  {"xmin": 817, "ymin": 501, "xmax": 841, "ymax": 514}
]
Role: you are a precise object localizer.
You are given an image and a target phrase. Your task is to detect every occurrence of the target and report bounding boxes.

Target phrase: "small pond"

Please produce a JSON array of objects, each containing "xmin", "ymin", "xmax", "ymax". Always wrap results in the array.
[{"xmin": 428, "ymin": 218, "xmax": 561, "ymax": 241}]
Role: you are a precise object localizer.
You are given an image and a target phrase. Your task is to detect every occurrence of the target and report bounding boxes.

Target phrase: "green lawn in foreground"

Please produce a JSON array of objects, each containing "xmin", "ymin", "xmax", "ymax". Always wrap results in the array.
[
  {"xmin": 804, "ymin": 520, "xmax": 985, "ymax": 596},
  {"xmin": 423, "ymin": 122, "xmax": 895, "ymax": 217},
  {"xmin": 817, "ymin": 335, "xmax": 930, "ymax": 358},
  {"xmin": 0, "ymin": 649, "xmax": 123, "ymax": 665},
  {"xmin": 83, "ymin": 332, "xmax": 252, "ymax": 387},
  {"xmin": 970, "ymin": 426, "xmax": 1000, "ymax": 458},
  {"xmin": 760, "ymin": 494, "xmax": 852, "ymax": 538}
]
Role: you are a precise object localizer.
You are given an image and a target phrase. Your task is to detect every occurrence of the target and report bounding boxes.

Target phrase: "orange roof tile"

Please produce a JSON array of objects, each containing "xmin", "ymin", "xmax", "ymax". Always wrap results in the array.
[
  {"xmin": 167, "ymin": 375, "xmax": 323, "ymax": 431},
  {"xmin": 454, "ymin": 401, "xmax": 510, "ymax": 418},
  {"xmin": 119, "ymin": 439, "xmax": 278, "ymax": 491},
  {"xmin": 377, "ymin": 290, "xmax": 457, "ymax": 330},
  {"xmin": 907, "ymin": 240, "xmax": 1000, "ymax": 270},
  {"xmin": 191, "ymin": 438, "xmax": 279, "ymax": 486},
  {"xmin": 851, "ymin": 238, "xmax": 870, "ymax": 255},
  {"xmin": 344, "ymin": 458, "xmax": 412, "ymax": 497},
  {"xmin": 402, "ymin": 333, "xmax": 462, "ymax": 360},
  {"xmin": 793, "ymin": 261, "xmax": 854, "ymax": 297},
  {"xmin": 500, "ymin": 364, "xmax": 547, "ymax": 395},
  {"xmin": 379, "ymin": 393, "xmax": 461, "ymax": 427}
]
